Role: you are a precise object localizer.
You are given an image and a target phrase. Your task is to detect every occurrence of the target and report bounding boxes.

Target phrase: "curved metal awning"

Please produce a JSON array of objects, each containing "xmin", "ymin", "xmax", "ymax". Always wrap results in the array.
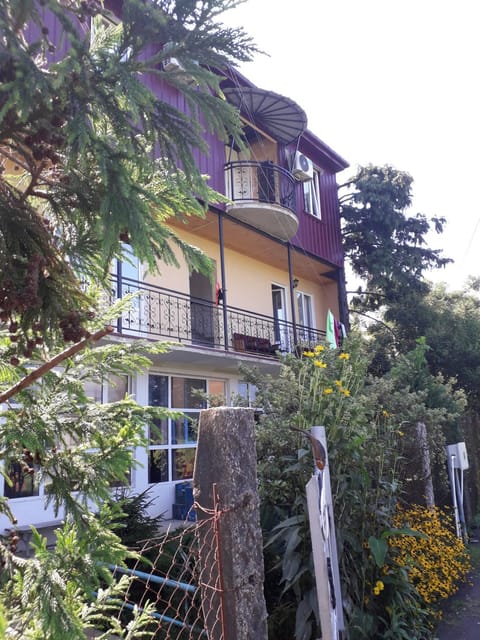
[{"xmin": 223, "ymin": 87, "xmax": 307, "ymax": 144}]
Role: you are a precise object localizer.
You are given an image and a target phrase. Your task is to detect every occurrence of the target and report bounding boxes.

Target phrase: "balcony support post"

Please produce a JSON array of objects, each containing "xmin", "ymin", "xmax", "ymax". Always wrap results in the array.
[
  {"xmin": 218, "ymin": 213, "xmax": 229, "ymax": 351},
  {"xmin": 287, "ymin": 243, "xmax": 298, "ymax": 347},
  {"xmin": 116, "ymin": 260, "xmax": 123, "ymax": 334}
]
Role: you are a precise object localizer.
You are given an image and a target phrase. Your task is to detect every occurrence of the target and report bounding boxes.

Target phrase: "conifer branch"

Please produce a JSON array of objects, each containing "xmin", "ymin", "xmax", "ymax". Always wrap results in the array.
[{"xmin": 0, "ymin": 325, "xmax": 113, "ymax": 404}]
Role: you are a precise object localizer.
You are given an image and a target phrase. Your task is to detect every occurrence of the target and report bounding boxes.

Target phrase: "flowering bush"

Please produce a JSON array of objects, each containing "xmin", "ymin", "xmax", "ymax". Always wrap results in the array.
[
  {"xmin": 295, "ymin": 344, "xmax": 365, "ymax": 432},
  {"xmin": 246, "ymin": 334, "xmax": 468, "ymax": 639},
  {"xmin": 389, "ymin": 504, "xmax": 471, "ymax": 605}
]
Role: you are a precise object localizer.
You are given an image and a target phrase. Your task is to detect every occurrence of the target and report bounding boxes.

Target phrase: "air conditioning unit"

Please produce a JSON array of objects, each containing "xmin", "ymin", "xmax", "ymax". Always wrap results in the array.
[
  {"xmin": 293, "ymin": 152, "xmax": 314, "ymax": 181},
  {"xmin": 163, "ymin": 56, "xmax": 184, "ymax": 72}
]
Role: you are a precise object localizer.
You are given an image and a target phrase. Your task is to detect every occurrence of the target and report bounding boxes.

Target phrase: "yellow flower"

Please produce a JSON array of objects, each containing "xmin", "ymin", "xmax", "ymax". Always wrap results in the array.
[
  {"xmin": 303, "ymin": 350, "xmax": 314, "ymax": 358},
  {"xmin": 323, "ymin": 388, "xmax": 333, "ymax": 395},
  {"xmin": 373, "ymin": 580, "xmax": 385, "ymax": 596},
  {"xmin": 341, "ymin": 388, "xmax": 351, "ymax": 397},
  {"xmin": 314, "ymin": 345, "xmax": 325, "ymax": 353},
  {"xmin": 339, "ymin": 352, "xmax": 350, "ymax": 360},
  {"xmin": 313, "ymin": 360, "xmax": 327, "ymax": 368},
  {"xmin": 382, "ymin": 409, "xmax": 390, "ymax": 417},
  {"xmin": 335, "ymin": 380, "xmax": 342, "ymax": 386}
]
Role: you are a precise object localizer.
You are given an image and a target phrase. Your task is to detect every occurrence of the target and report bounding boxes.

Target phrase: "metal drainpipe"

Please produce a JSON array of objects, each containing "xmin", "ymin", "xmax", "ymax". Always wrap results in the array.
[
  {"xmin": 287, "ymin": 244, "xmax": 298, "ymax": 347},
  {"xmin": 116, "ymin": 259, "xmax": 123, "ymax": 334},
  {"xmin": 336, "ymin": 266, "xmax": 350, "ymax": 332},
  {"xmin": 218, "ymin": 213, "xmax": 229, "ymax": 350}
]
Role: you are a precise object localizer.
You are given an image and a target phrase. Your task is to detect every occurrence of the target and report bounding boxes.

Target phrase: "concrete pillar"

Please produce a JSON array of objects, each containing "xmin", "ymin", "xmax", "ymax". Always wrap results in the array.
[
  {"xmin": 193, "ymin": 407, "xmax": 268, "ymax": 640},
  {"xmin": 417, "ymin": 422, "xmax": 435, "ymax": 508}
]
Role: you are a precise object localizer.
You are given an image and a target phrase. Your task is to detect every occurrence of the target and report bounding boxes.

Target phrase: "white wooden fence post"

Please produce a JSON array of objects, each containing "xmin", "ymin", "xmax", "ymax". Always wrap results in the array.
[{"xmin": 306, "ymin": 426, "xmax": 345, "ymax": 640}]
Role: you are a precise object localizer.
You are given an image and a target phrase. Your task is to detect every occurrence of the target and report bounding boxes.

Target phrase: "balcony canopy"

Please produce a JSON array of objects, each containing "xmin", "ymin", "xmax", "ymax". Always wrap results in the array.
[{"xmin": 223, "ymin": 87, "xmax": 307, "ymax": 144}]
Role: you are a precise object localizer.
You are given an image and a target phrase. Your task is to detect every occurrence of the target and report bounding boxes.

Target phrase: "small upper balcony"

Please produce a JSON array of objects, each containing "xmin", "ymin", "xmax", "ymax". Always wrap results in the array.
[
  {"xmin": 224, "ymin": 160, "xmax": 298, "ymax": 241},
  {"xmin": 221, "ymin": 84, "xmax": 308, "ymax": 242}
]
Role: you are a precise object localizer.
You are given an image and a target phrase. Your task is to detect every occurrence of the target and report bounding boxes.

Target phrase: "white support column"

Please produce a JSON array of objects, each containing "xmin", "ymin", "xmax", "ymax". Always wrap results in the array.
[
  {"xmin": 306, "ymin": 426, "xmax": 345, "ymax": 640},
  {"xmin": 133, "ymin": 372, "xmax": 149, "ymax": 492}
]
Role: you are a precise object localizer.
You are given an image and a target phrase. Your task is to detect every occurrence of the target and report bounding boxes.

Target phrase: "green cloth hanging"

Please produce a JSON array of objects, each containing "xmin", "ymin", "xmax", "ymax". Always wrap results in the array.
[{"xmin": 326, "ymin": 309, "xmax": 337, "ymax": 349}]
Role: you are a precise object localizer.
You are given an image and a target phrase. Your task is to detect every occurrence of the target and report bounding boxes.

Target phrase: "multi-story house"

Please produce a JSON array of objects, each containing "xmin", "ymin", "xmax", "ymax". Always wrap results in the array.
[{"xmin": 0, "ymin": 10, "xmax": 348, "ymax": 535}]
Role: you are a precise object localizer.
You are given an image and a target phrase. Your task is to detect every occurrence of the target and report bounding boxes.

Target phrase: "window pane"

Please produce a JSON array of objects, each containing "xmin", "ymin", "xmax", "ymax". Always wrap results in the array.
[
  {"xmin": 83, "ymin": 380, "xmax": 103, "ymax": 402},
  {"xmin": 238, "ymin": 382, "xmax": 248, "ymax": 401},
  {"xmin": 149, "ymin": 449, "xmax": 169, "ymax": 483},
  {"xmin": 172, "ymin": 448, "xmax": 196, "ymax": 481},
  {"xmin": 238, "ymin": 382, "xmax": 257, "ymax": 406},
  {"xmin": 303, "ymin": 172, "xmax": 321, "ymax": 218},
  {"xmin": 4, "ymin": 460, "xmax": 39, "ymax": 498},
  {"xmin": 149, "ymin": 419, "xmax": 168, "ymax": 445},
  {"xmin": 208, "ymin": 379, "xmax": 226, "ymax": 401},
  {"xmin": 110, "ymin": 468, "xmax": 131, "ymax": 488},
  {"xmin": 149, "ymin": 375, "xmax": 168, "ymax": 406},
  {"xmin": 171, "ymin": 377, "xmax": 206, "ymax": 409},
  {"xmin": 297, "ymin": 292, "xmax": 305, "ymax": 325},
  {"xmin": 304, "ymin": 294, "xmax": 313, "ymax": 327},
  {"xmin": 303, "ymin": 181, "xmax": 313, "ymax": 213},
  {"xmin": 108, "ymin": 375, "xmax": 128, "ymax": 402},
  {"xmin": 171, "ymin": 414, "xmax": 198, "ymax": 444}
]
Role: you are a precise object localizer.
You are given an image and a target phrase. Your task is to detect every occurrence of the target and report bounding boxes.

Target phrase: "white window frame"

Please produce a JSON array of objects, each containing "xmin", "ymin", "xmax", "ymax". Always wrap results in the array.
[
  {"xmin": 147, "ymin": 375, "xmax": 227, "ymax": 484},
  {"xmin": 2, "ymin": 375, "xmax": 132, "ymax": 499},
  {"xmin": 296, "ymin": 291, "xmax": 316, "ymax": 341},
  {"xmin": 303, "ymin": 169, "xmax": 322, "ymax": 219},
  {"xmin": 237, "ymin": 381, "xmax": 258, "ymax": 407},
  {"xmin": 90, "ymin": 12, "xmax": 132, "ymax": 62}
]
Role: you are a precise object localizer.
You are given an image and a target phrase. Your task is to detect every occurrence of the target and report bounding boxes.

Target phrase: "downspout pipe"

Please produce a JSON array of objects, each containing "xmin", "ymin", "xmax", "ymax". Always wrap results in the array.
[
  {"xmin": 287, "ymin": 243, "xmax": 298, "ymax": 347},
  {"xmin": 218, "ymin": 213, "xmax": 229, "ymax": 350}
]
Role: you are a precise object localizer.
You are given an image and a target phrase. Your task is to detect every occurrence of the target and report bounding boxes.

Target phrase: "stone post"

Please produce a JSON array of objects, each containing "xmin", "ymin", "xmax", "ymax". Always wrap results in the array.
[
  {"xmin": 416, "ymin": 421, "xmax": 435, "ymax": 508},
  {"xmin": 193, "ymin": 407, "xmax": 268, "ymax": 640}
]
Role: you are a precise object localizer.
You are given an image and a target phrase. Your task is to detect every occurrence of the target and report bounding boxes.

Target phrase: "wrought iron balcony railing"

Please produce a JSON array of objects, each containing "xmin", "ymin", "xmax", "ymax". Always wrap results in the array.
[
  {"xmin": 224, "ymin": 160, "xmax": 297, "ymax": 213},
  {"xmin": 111, "ymin": 276, "xmax": 326, "ymax": 357}
]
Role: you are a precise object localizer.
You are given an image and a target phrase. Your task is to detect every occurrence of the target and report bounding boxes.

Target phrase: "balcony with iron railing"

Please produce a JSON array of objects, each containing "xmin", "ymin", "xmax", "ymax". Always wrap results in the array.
[
  {"xmin": 224, "ymin": 161, "xmax": 298, "ymax": 241},
  {"xmin": 111, "ymin": 276, "xmax": 326, "ymax": 358}
]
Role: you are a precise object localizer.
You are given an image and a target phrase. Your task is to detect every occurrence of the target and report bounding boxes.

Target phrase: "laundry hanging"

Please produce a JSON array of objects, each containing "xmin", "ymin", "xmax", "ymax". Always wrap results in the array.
[{"xmin": 326, "ymin": 309, "xmax": 337, "ymax": 349}]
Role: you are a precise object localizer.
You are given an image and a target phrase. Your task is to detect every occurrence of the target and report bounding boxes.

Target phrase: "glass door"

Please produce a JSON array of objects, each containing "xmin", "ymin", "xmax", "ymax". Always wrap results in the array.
[
  {"xmin": 271, "ymin": 284, "xmax": 289, "ymax": 350},
  {"xmin": 116, "ymin": 243, "xmax": 142, "ymax": 334},
  {"xmin": 189, "ymin": 270, "xmax": 216, "ymax": 346}
]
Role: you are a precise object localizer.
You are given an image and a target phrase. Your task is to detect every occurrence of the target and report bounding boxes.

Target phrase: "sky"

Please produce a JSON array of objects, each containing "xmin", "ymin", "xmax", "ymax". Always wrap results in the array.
[{"xmin": 222, "ymin": 0, "xmax": 480, "ymax": 291}]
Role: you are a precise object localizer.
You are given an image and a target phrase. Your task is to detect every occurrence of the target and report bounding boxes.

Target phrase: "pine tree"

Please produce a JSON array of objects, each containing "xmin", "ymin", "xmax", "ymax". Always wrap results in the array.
[
  {"xmin": 0, "ymin": 302, "xmax": 178, "ymax": 637},
  {"xmin": 0, "ymin": 1, "xmax": 257, "ymax": 635},
  {"xmin": 0, "ymin": 0, "xmax": 256, "ymax": 346}
]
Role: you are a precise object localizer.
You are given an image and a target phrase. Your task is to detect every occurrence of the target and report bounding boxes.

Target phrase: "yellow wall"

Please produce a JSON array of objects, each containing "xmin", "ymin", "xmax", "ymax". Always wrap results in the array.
[
  {"xmin": 144, "ymin": 231, "xmax": 221, "ymax": 294},
  {"xmin": 223, "ymin": 251, "xmax": 289, "ymax": 316},
  {"xmin": 142, "ymin": 227, "xmax": 338, "ymax": 332}
]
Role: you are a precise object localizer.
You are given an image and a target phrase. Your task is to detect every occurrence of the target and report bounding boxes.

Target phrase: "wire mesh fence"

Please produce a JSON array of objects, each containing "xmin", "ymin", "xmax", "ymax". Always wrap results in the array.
[{"xmin": 111, "ymin": 499, "xmax": 225, "ymax": 639}]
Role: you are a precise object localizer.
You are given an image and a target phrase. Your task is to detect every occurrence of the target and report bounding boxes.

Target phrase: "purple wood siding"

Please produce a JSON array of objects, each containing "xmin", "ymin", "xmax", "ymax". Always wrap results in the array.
[
  {"xmin": 291, "ymin": 171, "xmax": 344, "ymax": 267},
  {"xmin": 25, "ymin": 7, "xmax": 83, "ymax": 60},
  {"xmin": 24, "ymin": 8, "xmax": 227, "ymax": 194},
  {"xmin": 24, "ymin": 10, "xmax": 344, "ymax": 264},
  {"xmin": 143, "ymin": 72, "xmax": 226, "ymax": 193}
]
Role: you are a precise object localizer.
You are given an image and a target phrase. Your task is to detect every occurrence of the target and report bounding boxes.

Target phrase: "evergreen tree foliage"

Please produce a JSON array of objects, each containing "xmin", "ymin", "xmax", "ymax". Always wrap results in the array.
[
  {"xmin": 0, "ymin": 311, "xmax": 178, "ymax": 637},
  {"xmin": 0, "ymin": 0, "xmax": 257, "ymax": 344},
  {"xmin": 340, "ymin": 164, "xmax": 451, "ymax": 310}
]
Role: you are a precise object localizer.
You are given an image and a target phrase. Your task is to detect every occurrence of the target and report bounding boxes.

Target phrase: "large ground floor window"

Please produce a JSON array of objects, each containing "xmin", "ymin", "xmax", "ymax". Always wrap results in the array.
[
  {"xmin": 2, "ymin": 376, "xmax": 130, "ymax": 499},
  {"xmin": 148, "ymin": 375, "xmax": 226, "ymax": 483}
]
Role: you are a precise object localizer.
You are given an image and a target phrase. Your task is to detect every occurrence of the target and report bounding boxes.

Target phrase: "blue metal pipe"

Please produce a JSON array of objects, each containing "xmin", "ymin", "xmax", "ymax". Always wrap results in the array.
[{"xmin": 108, "ymin": 564, "xmax": 197, "ymax": 594}]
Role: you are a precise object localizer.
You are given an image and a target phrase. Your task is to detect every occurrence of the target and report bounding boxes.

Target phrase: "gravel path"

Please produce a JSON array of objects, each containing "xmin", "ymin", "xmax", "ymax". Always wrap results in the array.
[{"xmin": 434, "ymin": 542, "xmax": 480, "ymax": 640}]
